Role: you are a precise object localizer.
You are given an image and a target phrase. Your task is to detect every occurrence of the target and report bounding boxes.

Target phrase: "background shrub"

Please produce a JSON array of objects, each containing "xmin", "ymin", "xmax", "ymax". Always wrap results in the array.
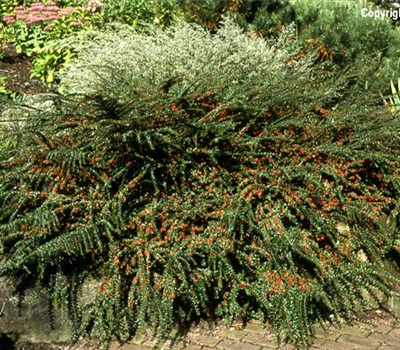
[
  {"xmin": 177, "ymin": 0, "xmax": 294, "ymax": 35},
  {"xmin": 99, "ymin": 0, "xmax": 181, "ymax": 28},
  {"xmin": 286, "ymin": 0, "xmax": 400, "ymax": 92},
  {"xmin": 1, "ymin": 19, "xmax": 400, "ymax": 349}
]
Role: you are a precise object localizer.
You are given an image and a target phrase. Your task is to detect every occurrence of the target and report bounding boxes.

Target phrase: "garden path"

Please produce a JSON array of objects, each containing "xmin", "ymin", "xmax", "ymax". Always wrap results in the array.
[{"xmin": 17, "ymin": 310, "xmax": 400, "ymax": 350}]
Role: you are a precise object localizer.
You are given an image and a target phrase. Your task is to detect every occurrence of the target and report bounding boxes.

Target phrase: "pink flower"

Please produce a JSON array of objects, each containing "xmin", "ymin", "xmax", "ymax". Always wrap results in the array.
[
  {"xmin": 45, "ymin": 6, "xmax": 60, "ymax": 11},
  {"xmin": 46, "ymin": 1, "xmax": 57, "ymax": 5},
  {"xmin": 30, "ymin": 3, "xmax": 45, "ymax": 9},
  {"xmin": 32, "ymin": 16, "xmax": 45, "ymax": 21},
  {"xmin": 16, "ymin": 14, "xmax": 29, "ymax": 21},
  {"xmin": 3, "ymin": 15, "xmax": 16, "ymax": 24}
]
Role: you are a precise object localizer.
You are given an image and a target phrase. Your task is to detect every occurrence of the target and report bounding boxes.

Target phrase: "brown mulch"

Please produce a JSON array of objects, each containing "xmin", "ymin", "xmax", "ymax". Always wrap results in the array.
[{"xmin": 0, "ymin": 44, "xmax": 46, "ymax": 95}]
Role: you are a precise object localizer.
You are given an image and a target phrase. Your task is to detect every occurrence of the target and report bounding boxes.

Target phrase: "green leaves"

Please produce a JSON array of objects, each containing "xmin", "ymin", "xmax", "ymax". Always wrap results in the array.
[{"xmin": 390, "ymin": 78, "xmax": 400, "ymax": 117}]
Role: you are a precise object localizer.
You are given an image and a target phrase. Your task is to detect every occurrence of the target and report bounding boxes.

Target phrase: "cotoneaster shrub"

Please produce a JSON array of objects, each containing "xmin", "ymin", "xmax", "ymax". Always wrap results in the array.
[{"xmin": 1, "ymin": 21, "xmax": 400, "ymax": 348}]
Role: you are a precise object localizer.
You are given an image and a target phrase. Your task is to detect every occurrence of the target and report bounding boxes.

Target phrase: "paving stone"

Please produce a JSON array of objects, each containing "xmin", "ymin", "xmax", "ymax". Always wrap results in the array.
[
  {"xmin": 217, "ymin": 338, "xmax": 261, "ymax": 350},
  {"xmin": 225, "ymin": 330, "xmax": 248, "ymax": 341},
  {"xmin": 282, "ymin": 345, "xmax": 296, "ymax": 350},
  {"xmin": 110, "ymin": 341, "xmax": 122, "ymax": 350},
  {"xmin": 312, "ymin": 336, "xmax": 327, "ymax": 347},
  {"xmin": 142, "ymin": 339, "xmax": 159, "ymax": 348},
  {"xmin": 319, "ymin": 339, "xmax": 360, "ymax": 350},
  {"xmin": 338, "ymin": 334, "xmax": 381, "ymax": 349},
  {"xmin": 378, "ymin": 345, "xmax": 400, "ymax": 350},
  {"xmin": 181, "ymin": 346, "xmax": 203, "ymax": 350},
  {"xmin": 315, "ymin": 327, "xmax": 342, "ymax": 341},
  {"xmin": 389, "ymin": 328, "xmax": 400, "ymax": 338},
  {"xmin": 260, "ymin": 344, "xmax": 279, "ymax": 349},
  {"xmin": 243, "ymin": 323, "xmax": 266, "ymax": 334},
  {"xmin": 120, "ymin": 344, "xmax": 151, "ymax": 350},
  {"xmin": 368, "ymin": 332, "xmax": 400, "ymax": 346},
  {"xmin": 242, "ymin": 332, "xmax": 276, "ymax": 347},
  {"xmin": 369, "ymin": 324, "xmax": 394, "ymax": 335},
  {"xmin": 189, "ymin": 335, "xmax": 221, "ymax": 348},
  {"xmin": 339, "ymin": 325, "xmax": 372, "ymax": 338}
]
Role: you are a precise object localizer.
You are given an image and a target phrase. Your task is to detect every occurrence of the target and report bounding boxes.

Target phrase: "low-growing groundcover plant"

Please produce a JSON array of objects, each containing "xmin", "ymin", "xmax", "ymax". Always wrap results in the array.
[{"xmin": 1, "ymin": 21, "xmax": 400, "ymax": 348}]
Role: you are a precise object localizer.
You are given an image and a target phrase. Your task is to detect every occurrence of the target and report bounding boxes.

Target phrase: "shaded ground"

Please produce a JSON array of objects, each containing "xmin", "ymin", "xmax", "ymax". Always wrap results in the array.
[{"xmin": 0, "ymin": 44, "xmax": 46, "ymax": 95}]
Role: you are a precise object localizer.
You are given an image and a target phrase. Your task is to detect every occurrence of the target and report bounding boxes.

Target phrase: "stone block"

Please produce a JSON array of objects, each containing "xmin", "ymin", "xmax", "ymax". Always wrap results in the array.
[
  {"xmin": 339, "ymin": 325, "xmax": 371, "ymax": 338},
  {"xmin": 242, "ymin": 332, "xmax": 276, "ymax": 347},
  {"xmin": 338, "ymin": 334, "xmax": 381, "ymax": 349},
  {"xmin": 319, "ymin": 339, "xmax": 356, "ymax": 350},
  {"xmin": 217, "ymin": 338, "xmax": 260, "ymax": 350},
  {"xmin": 120, "ymin": 344, "xmax": 151, "ymax": 350},
  {"xmin": 182, "ymin": 345, "xmax": 203, "ymax": 350},
  {"xmin": 226, "ymin": 330, "xmax": 248, "ymax": 341},
  {"xmin": 242, "ymin": 323, "xmax": 266, "ymax": 334},
  {"xmin": 189, "ymin": 335, "xmax": 221, "ymax": 348},
  {"xmin": 368, "ymin": 332, "xmax": 400, "ymax": 346}
]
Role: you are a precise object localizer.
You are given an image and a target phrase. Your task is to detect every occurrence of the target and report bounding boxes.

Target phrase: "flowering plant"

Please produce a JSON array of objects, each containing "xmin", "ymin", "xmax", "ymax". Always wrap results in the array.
[
  {"xmin": 1, "ymin": 1, "xmax": 100, "ymax": 82},
  {"xmin": 2, "ymin": 2, "xmax": 77, "ymax": 25}
]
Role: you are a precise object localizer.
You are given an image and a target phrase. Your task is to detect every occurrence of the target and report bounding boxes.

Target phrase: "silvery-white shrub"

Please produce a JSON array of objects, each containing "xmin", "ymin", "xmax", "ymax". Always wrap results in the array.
[{"xmin": 60, "ymin": 18, "xmax": 345, "ymax": 117}]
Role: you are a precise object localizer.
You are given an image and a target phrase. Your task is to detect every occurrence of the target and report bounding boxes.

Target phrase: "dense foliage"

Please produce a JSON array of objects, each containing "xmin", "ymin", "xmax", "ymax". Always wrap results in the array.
[
  {"xmin": 99, "ymin": 0, "xmax": 181, "ymax": 28},
  {"xmin": 178, "ymin": 0, "xmax": 294, "ymax": 35},
  {"xmin": 287, "ymin": 0, "xmax": 400, "ymax": 92},
  {"xmin": 1, "ymin": 21, "xmax": 400, "ymax": 348}
]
